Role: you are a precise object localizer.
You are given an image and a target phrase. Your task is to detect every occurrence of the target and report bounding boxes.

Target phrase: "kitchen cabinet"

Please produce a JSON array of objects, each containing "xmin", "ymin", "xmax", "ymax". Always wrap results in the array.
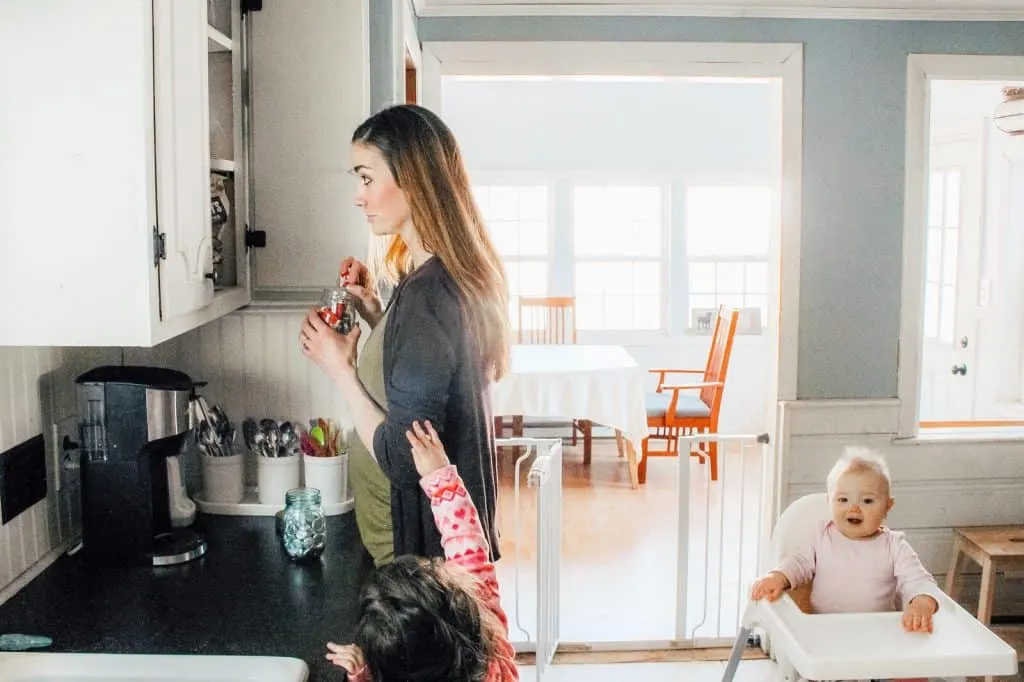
[
  {"xmin": 0, "ymin": 0, "xmax": 252, "ymax": 347},
  {"xmin": 248, "ymin": 0, "xmax": 372, "ymax": 300}
]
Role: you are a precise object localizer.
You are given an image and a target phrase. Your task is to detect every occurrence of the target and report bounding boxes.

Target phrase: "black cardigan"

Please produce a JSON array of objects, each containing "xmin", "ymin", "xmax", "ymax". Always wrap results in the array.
[{"xmin": 372, "ymin": 257, "xmax": 501, "ymax": 561}]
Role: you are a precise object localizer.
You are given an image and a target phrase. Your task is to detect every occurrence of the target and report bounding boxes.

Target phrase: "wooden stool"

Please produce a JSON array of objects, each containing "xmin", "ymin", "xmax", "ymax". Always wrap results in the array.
[{"xmin": 946, "ymin": 525, "xmax": 1024, "ymax": 625}]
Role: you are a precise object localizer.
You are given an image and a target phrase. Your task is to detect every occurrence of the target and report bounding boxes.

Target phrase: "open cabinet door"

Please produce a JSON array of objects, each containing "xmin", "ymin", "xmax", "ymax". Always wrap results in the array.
[{"xmin": 153, "ymin": 0, "xmax": 214, "ymax": 320}]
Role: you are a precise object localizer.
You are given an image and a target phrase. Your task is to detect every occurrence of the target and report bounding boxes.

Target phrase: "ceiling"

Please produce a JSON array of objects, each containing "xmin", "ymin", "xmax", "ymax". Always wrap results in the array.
[{"xmin": 412, "ymin": 0, "xmax": 1024, "ymax": 20}]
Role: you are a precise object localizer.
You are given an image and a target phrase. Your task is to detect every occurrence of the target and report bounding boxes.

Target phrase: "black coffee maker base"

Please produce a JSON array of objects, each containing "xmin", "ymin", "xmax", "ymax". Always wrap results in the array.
[{"xmin": 152, "ymin": 529, "xmax": 207, "ymax": 566}]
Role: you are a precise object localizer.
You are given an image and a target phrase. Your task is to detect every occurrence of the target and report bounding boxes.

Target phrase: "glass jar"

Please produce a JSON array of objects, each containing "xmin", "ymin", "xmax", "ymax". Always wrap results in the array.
[
  {"xmin": 317, "ymin": 287, "xmax": 356, "ymax": 334},
  {"xmin": 281, "ymin": 487, "xmax": 326, "ymax": 561}
]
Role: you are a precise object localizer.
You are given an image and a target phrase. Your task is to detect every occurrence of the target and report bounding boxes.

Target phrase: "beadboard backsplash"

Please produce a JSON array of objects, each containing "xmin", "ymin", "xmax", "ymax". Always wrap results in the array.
[
  {"xmin": 0, "ymin": 347, "xmax": 62, "ymax": 595},
  {"xmin": 0, "ymin": 310, "xmax": 349, "ymax": 597},
  {"xmin": 175, "ymin": 311, "xmax": 352, "ymax": 431}
]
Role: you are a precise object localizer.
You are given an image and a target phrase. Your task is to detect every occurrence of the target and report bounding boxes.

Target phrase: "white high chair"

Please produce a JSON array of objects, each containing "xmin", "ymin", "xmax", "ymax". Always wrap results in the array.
[{"xmin": 723, "ymin": 493, "xmax": 1018, "ymax": 682}]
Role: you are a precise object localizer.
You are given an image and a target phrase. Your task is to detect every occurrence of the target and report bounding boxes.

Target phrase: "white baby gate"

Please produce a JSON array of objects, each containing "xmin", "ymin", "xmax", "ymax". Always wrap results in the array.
[
  {"xmin": 674, "ymin": 432, "xmax": 773, "ymax": 648},
  {"xmin": 494, "ymin": 432, "xmax": 772, "ymax": 677},
  {"xmin": 495, "ymin": 437, "xmax": 562, "ymax": 680}
]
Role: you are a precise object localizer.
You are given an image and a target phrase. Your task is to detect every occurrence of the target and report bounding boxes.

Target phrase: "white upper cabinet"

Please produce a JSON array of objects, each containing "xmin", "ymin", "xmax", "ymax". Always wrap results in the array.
[{"xmin": 0, "ymin": 0, "xmax": 251, "ymax": 347}]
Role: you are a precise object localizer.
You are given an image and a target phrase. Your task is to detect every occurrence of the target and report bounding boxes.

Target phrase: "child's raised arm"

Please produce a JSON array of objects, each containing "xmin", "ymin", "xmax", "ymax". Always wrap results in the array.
[
  {"xmin": 408, "ymin": 420, "xmax": 518, "ymax": 680},
  {"xmin": 407, "ymin": 420, "xmax": 498, "ymax": 585}
]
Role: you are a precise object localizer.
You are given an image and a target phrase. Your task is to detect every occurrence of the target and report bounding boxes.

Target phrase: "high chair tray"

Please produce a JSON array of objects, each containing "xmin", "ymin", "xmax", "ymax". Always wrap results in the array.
[{"xmin": 760, "ymin": 592, "xmax": 1018, "ymax": 680}]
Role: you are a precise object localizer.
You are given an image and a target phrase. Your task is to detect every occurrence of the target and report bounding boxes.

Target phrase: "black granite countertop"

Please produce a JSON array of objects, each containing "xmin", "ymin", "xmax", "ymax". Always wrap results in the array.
[{"xmin": 0, "ymin": 513, "xmax": 374, "ymax": 682}]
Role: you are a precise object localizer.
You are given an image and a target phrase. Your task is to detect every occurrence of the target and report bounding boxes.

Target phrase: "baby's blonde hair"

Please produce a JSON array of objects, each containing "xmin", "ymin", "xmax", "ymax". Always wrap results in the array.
[{"xmin": 826, "ymin": 446, "xmax": 892, "ymax": 500}]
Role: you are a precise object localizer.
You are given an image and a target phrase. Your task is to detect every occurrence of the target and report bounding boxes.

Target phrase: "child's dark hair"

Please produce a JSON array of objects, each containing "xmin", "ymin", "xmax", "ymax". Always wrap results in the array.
[{"xmin": 353, "ymin": 555, "xmax": 499, "ymax": 681}]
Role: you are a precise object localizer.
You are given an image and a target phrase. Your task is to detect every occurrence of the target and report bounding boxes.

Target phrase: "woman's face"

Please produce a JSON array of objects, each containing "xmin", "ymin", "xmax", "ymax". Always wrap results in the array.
[{"xmin": 351, "ymin": 143, "xmax": 411, "ymax": 236}]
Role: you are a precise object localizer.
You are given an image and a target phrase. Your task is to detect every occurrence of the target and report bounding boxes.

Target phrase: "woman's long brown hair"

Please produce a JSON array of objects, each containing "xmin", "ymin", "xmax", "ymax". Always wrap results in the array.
[{"xmin": 353, "ymin": 105, "xmax": 510, "ymax": 382}]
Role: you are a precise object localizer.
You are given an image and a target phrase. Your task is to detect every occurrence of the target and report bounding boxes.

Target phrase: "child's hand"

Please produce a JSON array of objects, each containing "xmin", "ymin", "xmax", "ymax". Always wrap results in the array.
[
  {"xmin": 750, "ymin": 572, "xmax": 790, "ymax": 602},
  {"xmin": 903, "ymin": 595, "xmax": 937, "ymax": 633},
  {"xmin": 406, "ymin": 420, "xmax": 450, "ymax": 478},
  {"xmin": 325, "ymin": 642, "xmax": 365, "ymax": 674}
]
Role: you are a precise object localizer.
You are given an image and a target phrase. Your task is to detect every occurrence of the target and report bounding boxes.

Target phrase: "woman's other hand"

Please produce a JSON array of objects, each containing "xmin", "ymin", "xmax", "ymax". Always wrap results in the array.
[
  {"xmin": 406, "ymin": 420, "xmax": 450, "ymax": 478},
  {"xmin": 340, "ymin": 256, "xmax": 383, "ymax": 328},
  {"xmin": 300, "ymin": 310, "xmax": 362, "ymax": 382}
]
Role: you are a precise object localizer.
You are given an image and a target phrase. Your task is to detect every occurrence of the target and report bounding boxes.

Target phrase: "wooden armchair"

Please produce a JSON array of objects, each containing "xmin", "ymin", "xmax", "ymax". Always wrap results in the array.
[
  {"xmin": 494, "ymin": 296, "xmax": 593, "ymax": 463},
  {"xmin": 640, "ymin": 306, "xmax": 738, "ymax": 483}
]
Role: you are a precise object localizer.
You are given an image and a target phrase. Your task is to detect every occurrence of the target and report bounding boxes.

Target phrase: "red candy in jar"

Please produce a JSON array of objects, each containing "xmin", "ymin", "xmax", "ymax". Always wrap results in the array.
[{"xmin": 318, "ymin": 287, "xmax": 355, "ymax": 334}]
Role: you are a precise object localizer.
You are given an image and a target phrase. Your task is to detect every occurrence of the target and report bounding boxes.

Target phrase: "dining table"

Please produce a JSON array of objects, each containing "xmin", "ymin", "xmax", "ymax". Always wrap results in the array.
[{"xmin": 490, "ymin": 344, "xmax": 649, "ymax": 488}]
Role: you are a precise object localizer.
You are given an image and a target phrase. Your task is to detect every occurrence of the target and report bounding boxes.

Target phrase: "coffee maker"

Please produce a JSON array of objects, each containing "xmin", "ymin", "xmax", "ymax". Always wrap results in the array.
[{"xmin": 76, "ymin": 366, "xmax": 206, "ymax": 566}]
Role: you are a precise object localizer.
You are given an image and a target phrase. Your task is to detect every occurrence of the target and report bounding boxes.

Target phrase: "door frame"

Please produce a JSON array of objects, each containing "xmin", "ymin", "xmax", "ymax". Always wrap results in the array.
[
  {"xmin": 420, "ymin": 39, "xmax": 804, "ymax": 644},
  {"xmin": 897, "ymin": 54, "xmax": 1024, "ymax": 439}
]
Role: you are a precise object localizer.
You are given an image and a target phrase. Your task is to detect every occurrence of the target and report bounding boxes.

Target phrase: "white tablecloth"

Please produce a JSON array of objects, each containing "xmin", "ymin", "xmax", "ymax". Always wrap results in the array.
[{"xmin": 490, "ymin": 344, "xmax": 649, "ymax": 449}]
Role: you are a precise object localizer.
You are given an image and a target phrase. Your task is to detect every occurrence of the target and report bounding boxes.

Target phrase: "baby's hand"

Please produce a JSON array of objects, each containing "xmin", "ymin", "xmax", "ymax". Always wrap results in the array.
[
  {"xmin": 325, "ymin": 642, "xmax": 365, "ymax": 675},
  {"xmin": 750, "ymin": 572, "xmax": 790, "ymax": 602},
  {"xmin": 406, "ymin": 420, "xmax": 450, "ymax": 478},
  {"xmin": 903, "ymin": 595, "xmax": 937, "ymax": 633}
]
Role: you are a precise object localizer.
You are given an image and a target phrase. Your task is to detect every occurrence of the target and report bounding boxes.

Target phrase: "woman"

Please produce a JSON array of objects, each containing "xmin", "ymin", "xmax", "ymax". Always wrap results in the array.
[{"xmin": 299, "ymin": 104, "xmax": 509, "ymax": 566}]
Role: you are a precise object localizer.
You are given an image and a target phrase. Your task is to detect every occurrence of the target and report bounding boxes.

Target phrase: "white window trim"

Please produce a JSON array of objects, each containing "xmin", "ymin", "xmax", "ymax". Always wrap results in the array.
[{"xmin": 898, "ymin": 54, "xmax": 1024, "ymax": 439}]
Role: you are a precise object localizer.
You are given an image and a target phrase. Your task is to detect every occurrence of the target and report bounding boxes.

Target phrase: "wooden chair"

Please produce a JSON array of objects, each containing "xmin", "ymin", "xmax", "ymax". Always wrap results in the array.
[
  {"xmin": 640, "ymin": 306, "xmax": 738, "ymax": 483},
  {"xmin": 495, "ymin": 296, "xmax": 593, "ymax": 463}
]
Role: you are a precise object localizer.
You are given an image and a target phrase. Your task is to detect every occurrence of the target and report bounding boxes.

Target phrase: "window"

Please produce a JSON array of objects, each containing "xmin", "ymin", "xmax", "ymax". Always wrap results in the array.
[
  {"xmin": 923, "ymin": 169, "xmax": 961, "ymax": 343},
  {"xmin": 685, "ymin": 186, "xmax": 772, "ymax": 330},
  {"xmin": 572, "ymin": 185, "xmax": 664, "ymax": 330},
  {"xmin": 473, "ymin": 185, "xmax": 550, "ymax": 325}
]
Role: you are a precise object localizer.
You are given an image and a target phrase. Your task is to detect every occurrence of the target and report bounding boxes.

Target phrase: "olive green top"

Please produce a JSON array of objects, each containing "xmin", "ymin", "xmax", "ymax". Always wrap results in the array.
[{"xmin": 348, "ymin": 309, "xmax": 393, "ymax": 567}]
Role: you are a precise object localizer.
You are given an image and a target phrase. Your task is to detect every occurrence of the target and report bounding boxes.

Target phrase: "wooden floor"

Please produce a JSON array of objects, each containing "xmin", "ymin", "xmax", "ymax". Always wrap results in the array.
[{"xmin": 494, "ymin": 438, "xmax": 765, "ymax": 644}]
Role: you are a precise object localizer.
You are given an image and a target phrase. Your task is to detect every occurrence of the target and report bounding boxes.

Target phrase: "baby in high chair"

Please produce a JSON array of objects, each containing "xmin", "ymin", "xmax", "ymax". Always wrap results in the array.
[{"xmin": 750, "ymin": 446, "xmax": 942, "ymax": 634}]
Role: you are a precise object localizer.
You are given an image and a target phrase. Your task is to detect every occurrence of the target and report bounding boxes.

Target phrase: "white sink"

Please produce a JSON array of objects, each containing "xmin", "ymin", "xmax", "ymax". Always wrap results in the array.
[{"xmin": 0, "ymin": 652, "xmax": 308, "ymax": 682}]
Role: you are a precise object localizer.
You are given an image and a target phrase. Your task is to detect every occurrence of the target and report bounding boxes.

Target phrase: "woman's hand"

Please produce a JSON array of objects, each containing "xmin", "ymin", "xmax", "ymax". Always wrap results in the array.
[
  {"xmin": 406, "ymin": 420, "xmax": 450, "ymax": 478},
  {"xmin": 903, "ymin": 595, "xmax": 937, "ymax": 633},
  {"xmin": 300, "ymin": 310, "xmax": 362, "ymax": 382},
  {"xmin": 340, "ymin": 256, "xmax": 383, "ymax": 328},
  {"xmin": 325, "ymin": 642, "xmax": 366, "ymax": 676}
]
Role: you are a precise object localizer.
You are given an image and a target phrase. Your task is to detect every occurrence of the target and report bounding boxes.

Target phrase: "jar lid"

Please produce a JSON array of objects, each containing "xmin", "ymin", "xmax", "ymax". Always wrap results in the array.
[{"xmin": 286, "ymin": 487, "xmax": 322, "ymax": 506}]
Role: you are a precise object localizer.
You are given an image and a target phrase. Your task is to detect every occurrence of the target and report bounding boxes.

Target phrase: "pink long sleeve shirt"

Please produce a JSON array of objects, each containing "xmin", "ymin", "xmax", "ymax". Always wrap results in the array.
[{"xmin": 777, "ymin": 521, "xmax": 942, "ymax": 614}]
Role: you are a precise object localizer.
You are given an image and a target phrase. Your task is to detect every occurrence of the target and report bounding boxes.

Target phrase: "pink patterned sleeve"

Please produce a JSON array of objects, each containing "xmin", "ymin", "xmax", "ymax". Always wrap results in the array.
[
  {"xmin": 419, "ymin": 465, "xmax": 519, "ymax": 680},
  {"xmin": 420, "ymin": 465, "xmax": 502, "ymax": 604}
]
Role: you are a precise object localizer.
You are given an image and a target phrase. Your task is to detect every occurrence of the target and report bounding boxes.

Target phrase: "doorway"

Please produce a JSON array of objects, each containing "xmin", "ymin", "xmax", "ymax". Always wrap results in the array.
[
  {"xmin": 421, "ymin": 41, "xmax": 803, "ymax": 653},
  {"xmin": 903, "ymin": 61, "xmax": 1024, "ymax": 437}
]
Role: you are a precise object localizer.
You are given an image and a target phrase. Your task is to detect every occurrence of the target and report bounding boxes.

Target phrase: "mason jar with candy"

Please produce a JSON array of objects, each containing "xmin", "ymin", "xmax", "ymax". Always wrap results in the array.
[{"xmin": 317, "ymin": 287, "xmax": 355, "ymax": 334}]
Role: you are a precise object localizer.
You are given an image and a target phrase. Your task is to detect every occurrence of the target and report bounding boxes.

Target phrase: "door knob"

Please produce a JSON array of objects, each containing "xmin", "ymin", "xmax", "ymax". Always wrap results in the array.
[
  {"xmin": 951, "ymin": 363, "xmax": 968, "ymax": 376},
  {"xmin": 959, "ymin": 336, "xmax": 969, "ymax": 349}
]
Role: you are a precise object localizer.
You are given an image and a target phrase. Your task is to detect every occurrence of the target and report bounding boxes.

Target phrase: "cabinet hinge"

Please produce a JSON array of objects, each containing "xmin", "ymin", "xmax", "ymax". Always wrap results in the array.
[{"xmin": 153, "ymin": 226, "xmax": 166, "ymax": 267}]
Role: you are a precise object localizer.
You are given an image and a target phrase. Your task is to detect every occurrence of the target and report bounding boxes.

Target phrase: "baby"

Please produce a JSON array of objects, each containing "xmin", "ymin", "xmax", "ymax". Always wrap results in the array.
[{"xmin": 750, "ymin": 447, "xmax": 941, "ymax": 633}]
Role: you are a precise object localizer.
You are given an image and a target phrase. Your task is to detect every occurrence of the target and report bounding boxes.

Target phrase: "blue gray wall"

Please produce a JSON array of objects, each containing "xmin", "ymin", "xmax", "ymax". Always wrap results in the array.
[
  {"xmin": 417, "ymin": 16, "xmax": 1024, "ymax": 400},
  {"xmin": 369, "ymin": 0, "xmax": 397, "ymax": 112}
]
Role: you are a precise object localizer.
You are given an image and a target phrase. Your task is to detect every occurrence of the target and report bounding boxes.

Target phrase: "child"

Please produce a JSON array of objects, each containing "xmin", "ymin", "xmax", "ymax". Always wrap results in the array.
[
  {"xmin": 750, "ymin": 447, "xmax": 941, "ymax": 634},
  {"xmin": 326, "ymin": 420, "xmax": 518, "ymax": 681}
]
